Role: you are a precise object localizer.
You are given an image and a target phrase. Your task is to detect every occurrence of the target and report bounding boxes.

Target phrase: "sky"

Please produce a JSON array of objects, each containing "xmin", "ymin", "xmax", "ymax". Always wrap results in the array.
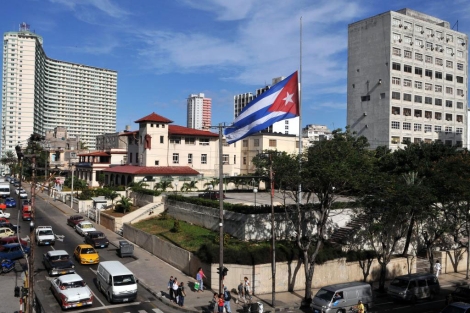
[{"xmin": 2, "ymin": 0, "xmax": 470, "ymax": 133}]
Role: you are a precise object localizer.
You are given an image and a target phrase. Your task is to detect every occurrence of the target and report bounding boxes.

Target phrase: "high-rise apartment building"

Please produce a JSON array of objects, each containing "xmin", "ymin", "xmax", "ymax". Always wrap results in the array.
[
  {"xmin": 234, "ymin": 77, "xmax": 300, "ymax": 135},
  {"xmin": 1, "ymin": 23, "xmax": 117, "ymax": 153},
  {"xmin": 187, "ymin": 93, "xmax": 211, "ymax": 130},
  {"xmin": 347, "ymin": 9, "xmax": 468, "ymax": 149}
]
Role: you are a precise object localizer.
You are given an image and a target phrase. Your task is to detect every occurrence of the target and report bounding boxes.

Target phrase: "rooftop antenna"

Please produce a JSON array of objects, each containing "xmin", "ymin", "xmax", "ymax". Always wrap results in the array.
[
  {"xmin": 452, "ymin": 20, "xmax": 459, "ymax": 31},
  {"xmin": 19, "ymin": 22, "xmax": 30, "ymax": 32}
]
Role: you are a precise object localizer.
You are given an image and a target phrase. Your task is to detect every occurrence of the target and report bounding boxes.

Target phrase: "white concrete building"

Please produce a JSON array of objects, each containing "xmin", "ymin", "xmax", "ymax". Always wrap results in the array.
[
  {"xmin": 1, "ymin": 23, "xmax": 117, "ymax": 154},
  {"xmin": 347, "ymin": 9, "xmax": 468, "ymax": 149},
  {"xmin": 302, "ymin": 124, "xmax": 333, "ymax": 143},
  {"xmin": 234, "ymin": 77, "xmax": 300, "ymax": 135},
  {"xmin": 187, "ymin": 93, "xmax": 211, "ymax": 130}
]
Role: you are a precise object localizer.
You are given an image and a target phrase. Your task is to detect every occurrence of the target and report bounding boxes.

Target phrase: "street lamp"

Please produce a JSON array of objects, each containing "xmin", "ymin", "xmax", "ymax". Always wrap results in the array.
[
  {"xmin": 175, "ymin": 180, "xmax": 179, "ymax": 197},
  {"xmin": 253, "ymin": 186, "xmax": 258, "ymax": 209},
  {"xmin": 70, "ymin": 163, "xmax": 74, "ymax": 209}
]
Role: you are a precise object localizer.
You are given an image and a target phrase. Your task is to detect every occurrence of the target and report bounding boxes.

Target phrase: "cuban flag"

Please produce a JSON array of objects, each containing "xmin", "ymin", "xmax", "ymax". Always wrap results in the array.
[{"xmin": 225, "ymin": 71, "xmax": 299, "ymax": 144}]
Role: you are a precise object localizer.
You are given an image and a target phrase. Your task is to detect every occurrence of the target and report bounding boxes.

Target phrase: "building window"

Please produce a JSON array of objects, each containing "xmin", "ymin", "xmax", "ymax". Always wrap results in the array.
[
  {"xmin": 173, "ymin": 153, "xmax": 179, "ymax": 164},
  {"xmin": 424, "ymin": 124, "xmax": 432, "ymax": 132},
  {"xmin": 445, "ymin": 126, "xmax": 452, "ymax": 133},
  {"xmin": 393, "ymin": 47, "xmax": 401, "ymax": 56},
  {"xmin": 458, "ymin": 50, "xmax": 463, "ymax": 57},
  {"xmin": 415, "ymin": 39, "xmax": 423, "ymax": 47},
  {"xmin": 170, "ymin": 137, "xmax": 181, "ymax": 144},
  {"xmin": 403, "ymin": 93, "xmax": 412, "ymax": 101},
  {"xmin": 435, "ymin": 112, "xmax": 442, "ymax": 120},
  {"xmin": 457, "ymin": 63, "xmax": 463, "ymax": 70},
  {"xmin": 414, "ymin": 123, "xmax": 422, "ymax": 131},
  {"xmin": 155, "ymin": 160, "xmax": 159, "ymax": 165},
  {"xmin": 446, "ymin": 100, "xmax": 453, "ymax": 108},
  {"xmin": 129, "ymin": 153, "xmax": 133, "ymax": 163},
  {"xmin": 414, "ymin": 138, "xmax": 422, "ymax": 144},
  {"xmin": 233, "ymin": 155, "xmax": 236, "ymax": 164},
  {"xmin": 414, "ymin": 109, "xmax": 422, "ymax": 117},
  {"xmin": 242, "ymin": 140, "xmax": 248, "ymax": 147},
  {"xmin": 391, "ymin": 121, "xmax": 400, "ymax": 129},
  {"xmin": 403, "ymin": 137, "xmax": 411, "ymax": 143},
  {"xmin": 414, "ymin": 95, "xmax": 422, "ymax": 103},
  {"xmin": 243, "ymin": 157, "xmax": 247, "ymax": 165},
  {"xmin": 416, "ymin": 25, "xmax": 423, "ymax": 33},
  {"xmin": 392, "ymin": 62, "xmax": 401, "ymax": 71},
  {"xmin": 160, "ymin": 136, "xmax": 164, "ymax": 144},
  {"xmin": 222, "ymin": 154, "xmax": 229, "ymax": 164},
  {"xmin": 361, "ymin": 95, "xmax": 370, "ymax": 102},
  {"xmin": 435, "ymin": 125, "xmax": 442, "ymax": 132},
  {"xmin": 392, "ymin": 92, "xmax": 400, "ymax": 100},
  {"xmin": 404, "ymin": 50, "xmax": 412, "ymax": 58},
  {"xmin": 269, "ymin": 140, "xmax": 277, "ymax": 147},
  {"xmin": 199, "ymin": 138, "xmax": 209, "ymax": 146},
  {"xmin": 201, "ymin": 154, "xmax": 207, "ymax": 164},
  {"xmin": 404, "ymin": 108, "xmax": 412, "ymax": 116},
  {"xmin": 446, "ymin": 60, "xmax": 453, "ymax": 68},
  {"xmin": 403, "ymin": 122, "xmax": 411, "ymax": 130},
  {"xmin": 457, "ymin": 76, "xmax": 464, "ymax": 84},
  {"xmin": 415, "ymin": 81, "xmax": 422, "ymax": 89},
  {"xmin": 404, "ymin": 64, "xmax": 412, "ymax": 73},
  {"xmin": 253, "ymin": 139, "xmax": 260, "ymax": 147},
  {"xmin": 457, "ymin": 102, "xmax": 464, "ymax": 109},
  {"xmin": 188, "ymin": 153, "xmax": 193, "ymax": 164},
  {"xmin": 392, "ymin": 77, "xmax": 401, "ymax": 85},
  {"xmin": 457, "ymin": 115, "xmax": 463, "ymax": 123},
  {"xmin": 425, "ymin": 69, "xmax": 432, "ymax": 78},
  {"xmin": 425, "ymin": 83, "xmax": 432, "ymax": 91},
  {"xmin": 415, "ymin": 53, "xmax": 423, "ymax": 61},
  {"xmin": 415, "ymin": 67, "xmax": 422, "ymax": 75},
  {"xmin": 435, "ymin": 58, "xmax": 443, "ymax": 66},
  {"xmin": 435, "ymin": 98, "xmax": 442, "ymax": 106},
  {"xmin": 456, "ymin": 141, "xmax": 463, "ymax": 147},
  {"xmin": 457, "ymin": 89, "xmax": 464, "ymax": 96},
  {"xmin": 425, "ymin": 55, "xmax": 432, "ymax": 63},
  {"xmin": 185, "ymin": 137, "xmax": 195, "ymax": 145},
  {"xmin": 392, "ymin": 107, "xmax": 400, "ymax": 115},
  {"xmin": 446, "ymin": 87, "xmax": 453, "ymax": 95},
  {"xmin": 435, "ymin": 85, "xmax": 442, "ymax": 92},
  {"xmin": 435, "ymin": 71, "xmax": 442, "ymax": 79},
  {"xmin": 403, "ymin": 79, "xmax": 412, "ymax": 87},
  {"xmin": 446, "ymin": 114, "xmax": 453, "ymax": 121},
  {"xmin": 457, "ymin": 127, "xmax": 463, "ymax": 134},
  {"xmin": 446, "ymin": 74, "xmax": 453, "ymax": 81},
  {"xmin": 391, "ymin": 136, "xmax": 400, "ymax": 144}
]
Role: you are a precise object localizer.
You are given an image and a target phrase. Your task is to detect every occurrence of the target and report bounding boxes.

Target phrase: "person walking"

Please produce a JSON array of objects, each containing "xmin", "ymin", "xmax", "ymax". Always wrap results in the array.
[
  {"xmin": 212, "ymin": 293, "xmax": 219, "ymax": 313},
  {"xmin": 172, "ymin": 277, "xmax": 179, "ymax": 303},
  {"xmin": 236, "ymin": 281, "xmax": 244, "ymax": 304},
  {"xmin": 223, "ymin": 286, "xmax": 232, "ymax": 313},
  {"xmin": 167, "ymin": 276, "xmax": 175, "ymax": 302},
  {"xmin": 218, "ymin": 293, "xmax": 225, "ymax": 313},
  {"xmin": 178, "ymin": 282, "xmax": 186, "ymax": 307},
  {"xmin": 196, "ymin": 267, "xmax": 206, "ymax": 292},
  {"xmin": 356, "ymin": 300, "xmax": 365, "ymax": 313},
  {"xmin": 244, "ymin": 277, "xmax": 252, "ymax": 301},
  {"xmin": 434, "ymin": 260, "xmax": 442, "ymax": 277}
]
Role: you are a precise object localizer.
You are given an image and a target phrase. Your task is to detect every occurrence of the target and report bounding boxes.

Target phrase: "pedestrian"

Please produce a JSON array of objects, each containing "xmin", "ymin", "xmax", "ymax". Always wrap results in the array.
[
  {"xmin": 196, "ymin": 267, "xmax": 206, "ymax": 292},
  {"xmin": 223, "ymin": 286, "xmax": 232, "ymax": 313},
  {"xmin": 172, "ymin": 277, "xmax": 179, "ymax": 303},
  {"xmin": 218, "ymin": 293, "xmax": 225, "ymax": 313},
  {"xmin": 178, "ymin": 282, "xmax": 186, "ymax": 307},
  {"xmin": 167, "ymin": 276, "xmax": 174, "ymax": 302},
  {"xmin": 244, "ymin": 277, "xmax": 252, "ymax": 301},
  {"xmin": 236, "ymin": 281, "xmax": 244, "ymax": 304},
  {"xmin": 434, "ymin": 260, "xmax": 442, "ymax": 277},
  {"xmin": 213, "ymin": 293, "xmax": 219, "ymax": 313},
  {"xmin": 356, "ymin": 300, "xmax": 365, "ymax": 313}
]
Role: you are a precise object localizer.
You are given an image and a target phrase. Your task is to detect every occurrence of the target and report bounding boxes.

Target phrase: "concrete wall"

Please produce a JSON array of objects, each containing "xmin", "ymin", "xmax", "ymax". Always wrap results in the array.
[
  {"xmin": 130, "ymin": 192, "xmax": 160, "ymax": 207},
  {"xmin": 123, "ymin": 224, "xmax": 414, "ymax": 294},
  {"xmin": 434, "ymin": 249, "xmax": 469, "ymax": 274},
  {"xmin": 100, "ymin": 212, "xmax": 122, "ymax": 232}
]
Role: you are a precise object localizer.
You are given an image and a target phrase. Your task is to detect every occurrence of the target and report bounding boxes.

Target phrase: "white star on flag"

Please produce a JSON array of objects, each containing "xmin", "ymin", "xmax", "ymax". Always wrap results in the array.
[{"xmin": 283, "ymin": 92, "xmax": 294, "ymax": 106}]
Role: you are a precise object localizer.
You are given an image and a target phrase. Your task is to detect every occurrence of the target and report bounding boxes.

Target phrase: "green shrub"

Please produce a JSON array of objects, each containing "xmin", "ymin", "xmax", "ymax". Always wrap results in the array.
[{"xmin": 171, "ymin": 220, "xmax": 181, "ymax": 233}]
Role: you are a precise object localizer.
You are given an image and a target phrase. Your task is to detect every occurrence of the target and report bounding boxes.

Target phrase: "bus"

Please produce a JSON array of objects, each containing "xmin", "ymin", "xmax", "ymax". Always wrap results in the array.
[{"xmin": 0, "ymin": 183, "xmax": 10, "ymax": 198}]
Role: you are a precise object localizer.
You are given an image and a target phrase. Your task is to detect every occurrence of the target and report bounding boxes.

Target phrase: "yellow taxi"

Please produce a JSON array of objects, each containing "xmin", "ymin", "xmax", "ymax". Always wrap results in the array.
[{"xmin": 73, "ymin": 244, "xmax": 99, "ymax": 265}]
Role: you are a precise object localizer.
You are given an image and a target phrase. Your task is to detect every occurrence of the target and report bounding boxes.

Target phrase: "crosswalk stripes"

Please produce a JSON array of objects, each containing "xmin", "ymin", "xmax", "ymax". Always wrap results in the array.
[
  {"xmin": 152, "ymin": 309, "xmax": 164, "ymax": 313},
  {"xmin": 121, "ymin": 310, "xmax": 163, "ymax": 313}
]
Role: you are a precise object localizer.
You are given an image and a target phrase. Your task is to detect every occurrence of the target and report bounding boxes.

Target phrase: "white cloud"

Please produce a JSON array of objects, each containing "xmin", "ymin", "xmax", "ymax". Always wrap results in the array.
[
  {"xmin": 179, "ymin": 0, "xmax": 256, "ymax": 20},
  {"xmin": 48, "ymin": 0, "xmax": 129, "ymax": 18}
]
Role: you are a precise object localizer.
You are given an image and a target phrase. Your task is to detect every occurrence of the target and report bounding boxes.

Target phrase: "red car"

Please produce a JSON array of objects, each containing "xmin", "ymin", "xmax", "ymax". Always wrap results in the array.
[
  {"xmin": 67, "ymin": 215, "xmax": 84, "ymax": 227},
  {"xmin": 0, "ymin": 236, "xmax": 28, "ymax": 246},
  {"xmin": 0, "ymin": 217, "xmax": 10, "ymax": 224},
  {"xmin": 198, "ymin": 191, "xmax": 226, "ymax": 200},
  {"xmin": 22, "ymin": 206, "xmax": 31, "ymax": 221}
]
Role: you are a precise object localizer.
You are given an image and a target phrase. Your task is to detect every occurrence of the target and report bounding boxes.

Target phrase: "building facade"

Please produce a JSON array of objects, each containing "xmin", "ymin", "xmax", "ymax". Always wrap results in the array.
[
  {"xmin": 234, "ymin": 77, "xmax": 300, "ymax": 135},
  {"xmin": 347, "ymin": 9, "xmax": 468, "ymax": 149},
  {"xmin": 1, "ymin": 23, "xmax": 117, "ymax": 155},
  {"xmin": 302, "ymin": 124, "xmax": 333, "ymax": 143},
  {"xmin": 187, "ymin": 93, "xmax": 211, "ymax": 130}
]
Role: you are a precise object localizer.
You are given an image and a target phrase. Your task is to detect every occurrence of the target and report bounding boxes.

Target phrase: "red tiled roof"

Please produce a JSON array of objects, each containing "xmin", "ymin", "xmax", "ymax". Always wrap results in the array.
[
  {"xmin": 135, "ymin": 112, "xmax": 173, "ymax": 124},
  {"xmin": 169, "ymin": 125, "xmax": 218, "ymax": 137},
  {"xmin": 119, "ymin": 131, "xmax": 138, "ymax": 136},
  {"xmin": 103, "ymin": 165, "xmax": 200, "ymax": 175},
  {"xmin": 78, "ymin": 152, "xmax": 110, "ymax": 156}
]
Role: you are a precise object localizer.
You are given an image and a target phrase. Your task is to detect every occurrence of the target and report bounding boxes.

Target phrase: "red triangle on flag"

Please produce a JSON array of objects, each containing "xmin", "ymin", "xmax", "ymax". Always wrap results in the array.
[{"xmin": 268, "ymin": 72, "xmax": 299, "ymax": 115}]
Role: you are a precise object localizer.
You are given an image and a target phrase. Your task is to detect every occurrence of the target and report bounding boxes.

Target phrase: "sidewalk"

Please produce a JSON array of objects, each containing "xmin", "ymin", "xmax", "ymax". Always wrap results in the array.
[{"xmin": 35, "ymin": 188, "xmax": 470, "ymax": 313}]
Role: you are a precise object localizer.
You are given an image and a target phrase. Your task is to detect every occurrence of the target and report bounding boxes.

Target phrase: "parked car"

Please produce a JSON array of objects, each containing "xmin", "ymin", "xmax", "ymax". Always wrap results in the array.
[
  {"xmin": 311, "ymin": 282, "xmax": 373, "ymax": 313},
  {"xmin": 387, "ymin": 273, "xmax": 440, "ymax": 302},
  {"xmin": 0, "ymin": 211, "xmax": 11, "ymax": 219},
  {"xmin": 43, "ymin": 250, "xmax": 75, "ymax": 276},
  {"xmin": 75, "ymin": 221, "xmax": 96, "ymax": 236},
  {"xmin": 50, "ymin": 273, "xmax": 93, "ymax": 309},
  {"xmin": 198, "ymin": 191, "xmax": 226, "ymax": 200},
  {"xmin": 22, "ymin": 205, "xmax": 31, "ymax": 221},
  {"xmin": 5, "ymin": 198, "xmax": 15, "ymax": 208},
  {"xmin": 0, "ymin": 222, "xmax": 20, "ymax": 233},
  {"xmin": 446, "ymin": 286, "xmax": 470, "ymax": 305},
  {"xmin": 441, "ymin": 302, "xmax": 470, "ymax": 313},
  {"xmin": 0, "ymin": 217, "xmax": 10, "ymax": 224},
  {"xmin": 0, "ymin": 236, "xmax": 28, "ymax": 246},
  {"xmin": 73, "ymin": 244, "xmax": 99, "ymax": 265},
  {"xmin": 0, "ymin": 243, "xmax": 30, "ymax": 260},
  {"xmin": 0, "ymin": 227, "xmax": 15, "ymax": 238},
  {"xmin": 67, "ymin": 215, "xmax": 84, "ymax": 227},
  {"xmin": 84, "ymin": 231, "xmax": 109, "ymax": 249}
]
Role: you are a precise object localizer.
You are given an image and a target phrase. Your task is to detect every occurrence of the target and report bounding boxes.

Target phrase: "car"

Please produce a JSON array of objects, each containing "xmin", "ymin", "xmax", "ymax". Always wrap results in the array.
[
  {"xmin": 13, "ymin": 182, "xmax": 20, "ymax": 187},
  {"xmin": 22, "ymin": 206, "xmax": 31, "ymax": 221},
  {"xmin": 35, "ymin": 226, "xmax": 56, "ymax": 246},
  {"xmin": 0, "ymin": 211, "xmax": 11, "ymax": 219},
  {"xmin": 19, "ymin": 190, "xmax": 27, "ymax": 199},
  {"xmin": 67, "ymin": 215, "xmax": 84, "ymax": 227},
  {"xmin": 5, "ymin": 198, "xmax": 16, "ymax": 208},
  {"xmin": 446, "ymin": 286, "xmax": 470, "ymax": 305},
  {"xmin": 198, "ymin": 191, "xmax": 227, "ymax": 200},
  {"xmin": 0, "ymin": 227, "xmax": 15, "ymax": 238},
  {"xmin": 50, "ymin": 273, "xmax": 93, "ymax": 309},
  {"xmin": 0, "ymin": 236, "xmax": 28, "ymax": 246},
  {"xmin": 73, "ymin": 244, "xmax": 99, "ymax": 265},
  {"xmin": 84, "ymin": 231, "xmax": 109, "ymax": 249},
  {"xmin": 75, "ymin": 221, "xmax": 96, "ymax": 236},
  {"xmin": 0, "ymin": 243, "xmax": 30, "ymax": 260},
  {"xmin": 0, "ymin": 217, "xmax": 10, "ymax": 224},
  {"xmin": 0, "ymin": 222, "xmax": 20, "ymax": 233},
  {"xmin": 0, "ymin": 202, "xmax": 6, "ymax": 210},
  {"xmin": 440, "ymin": 302, "xmax": 470, "ymax": 313},
  {"xmin": 43, "ymin": 250, "xmax": 75, "ymax": 276}
]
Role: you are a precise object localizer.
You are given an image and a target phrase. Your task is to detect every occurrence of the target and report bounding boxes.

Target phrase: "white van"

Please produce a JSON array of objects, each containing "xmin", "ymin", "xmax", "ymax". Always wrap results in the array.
[{"xmin": 96, "ymin": 261, "xmax": 138, "ymax": 303}]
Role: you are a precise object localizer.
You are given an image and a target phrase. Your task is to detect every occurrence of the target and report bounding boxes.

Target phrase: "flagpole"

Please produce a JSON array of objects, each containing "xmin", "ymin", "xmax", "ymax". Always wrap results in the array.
[{"xmin": 298, "ymin": 17, "xmax": 303, "ymax": 204}]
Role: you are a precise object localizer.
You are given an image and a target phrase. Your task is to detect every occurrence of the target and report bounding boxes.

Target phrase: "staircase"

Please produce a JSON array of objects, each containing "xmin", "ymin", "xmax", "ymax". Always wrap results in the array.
[
  {"xmin": 416, "ymin": 257, "xmax": 431, "ymax": 273},
  {"xmin": 330, "ymin": 215, "xmax": 369, "ymax": 244}
]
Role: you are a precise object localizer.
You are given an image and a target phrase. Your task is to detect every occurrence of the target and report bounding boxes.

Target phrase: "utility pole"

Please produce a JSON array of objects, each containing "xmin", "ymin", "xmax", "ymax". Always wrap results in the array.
[{"xmin": 28, "ymin": 153, "xmax": 36, "ymax": 313}]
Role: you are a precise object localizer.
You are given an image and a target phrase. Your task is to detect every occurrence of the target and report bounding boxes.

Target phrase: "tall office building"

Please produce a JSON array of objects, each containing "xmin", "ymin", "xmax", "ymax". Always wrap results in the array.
[
  {"xmin": 233, "ymin": 77, "xmax": 300, "ymax": 135},
  {"xmin": 1, "ymin": 23, "xmax": 117, "ymax": 153},
  {"xmin": 347, "ymin": 9, "xmax": 468, "ymax": 149},
  {"xmin": 187, "ymin": 93, "xmax": 211, "ymax": 129}
]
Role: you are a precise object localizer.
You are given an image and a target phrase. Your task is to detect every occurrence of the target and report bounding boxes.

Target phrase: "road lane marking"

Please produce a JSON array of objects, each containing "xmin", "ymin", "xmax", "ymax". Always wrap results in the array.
[
  {"xmin": 153, "ymin": 309, "xmax": 164, "ymax": 313},
  {"xmin": 72, "ymin": 302, "xmax": 141, "ymax": 312}
]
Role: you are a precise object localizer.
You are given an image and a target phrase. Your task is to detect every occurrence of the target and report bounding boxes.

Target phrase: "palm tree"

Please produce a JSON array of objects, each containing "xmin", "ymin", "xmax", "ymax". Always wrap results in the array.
[
  {"xmin": 106, "ymin": 190, "xmax": 120, "ymax": 209},
  {"xmin": 203, "ymin": 178, "xmax": 219, "ymax": 190},
  {"xmin": 154, "ymin": 181, "xmax": 173, "ymax": 192},
  {"xmin": 182, "ymin": 181, "xmax": 197, "ymax": 192},
  {"xmin": 116, "ymin": 196, "xmax": 132, "ymax": 213},
  {"xmin": 0, "ymin": 151, "xmax": 17, "ymax": 175}
]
